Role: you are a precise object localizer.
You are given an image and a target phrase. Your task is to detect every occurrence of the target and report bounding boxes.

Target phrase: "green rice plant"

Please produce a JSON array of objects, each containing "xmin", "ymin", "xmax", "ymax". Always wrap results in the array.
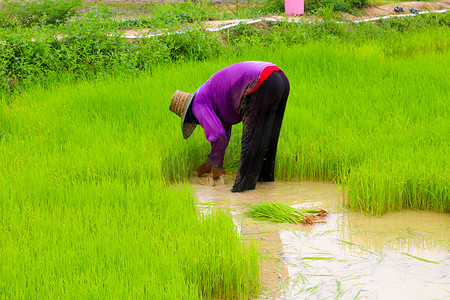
[
  {"xmin": 245, "ymin": 202, "xmax": 329, "ymax": 224},
  {"xmin": 269, "ymin": 28, "xmax": 449, "ymax": 214},
  {"xmin": 401, "ymin": 252, "xmax": 439, "ymax": 264},
  {"xmin": 0, "ymin": 69, "xmax": 261, "ymax": 298}
]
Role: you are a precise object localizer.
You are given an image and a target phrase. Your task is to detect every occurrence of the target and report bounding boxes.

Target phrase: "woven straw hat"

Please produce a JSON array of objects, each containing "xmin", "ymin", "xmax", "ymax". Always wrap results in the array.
[{"xmin": 169, "ymin": 90, "xmax": 196, "ymax": 139}]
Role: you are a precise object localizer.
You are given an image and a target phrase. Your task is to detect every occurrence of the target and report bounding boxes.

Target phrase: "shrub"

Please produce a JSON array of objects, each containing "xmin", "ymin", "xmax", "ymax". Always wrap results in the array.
[
  {"xmin": 150, "ymin": 2, "xmax": 217, "ymax": 25},
  {"xmin": 305, "ymin": 0, "xmax": 369, "ymax": 14},
  {"xmin": 3, "ymin": 0, "xmax": 82, "ymax": 26},
  {"xmin": 0, "ymin": 5, "xmax": 16, "ymax": 28},
  {"xmin": 261, "ymin": 0, "xmax": 285, "ymax": 14},
  {"xmin": 349, "ymin": 0, "xmax": 369, "ymax": 9},
  {"xmin": 156, "ymin": 25, "xmax": 222, "ymax": 61}
]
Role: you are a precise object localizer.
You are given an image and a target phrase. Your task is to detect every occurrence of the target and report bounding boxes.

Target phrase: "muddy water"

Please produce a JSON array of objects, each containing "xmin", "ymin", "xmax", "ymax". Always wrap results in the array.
[{"xmin": 190, "ymin": 175, "xmax": 450, "ymax": 300}]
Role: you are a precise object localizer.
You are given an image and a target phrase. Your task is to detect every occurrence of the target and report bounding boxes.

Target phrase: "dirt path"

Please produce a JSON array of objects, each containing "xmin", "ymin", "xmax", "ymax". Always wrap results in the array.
[
  {"xmin": 122, "ymin": 1, "xmax": 450, "ymax": 38},
  {"xmin": 343, "ymin": 0, "xmax": 450, "ymax": 20}
]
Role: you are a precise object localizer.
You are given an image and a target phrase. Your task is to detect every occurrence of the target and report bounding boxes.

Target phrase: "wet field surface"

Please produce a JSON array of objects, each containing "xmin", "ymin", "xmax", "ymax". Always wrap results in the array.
[{"xmin": 190, "ymin": 176, "xmax": 450, "ymax": 299}]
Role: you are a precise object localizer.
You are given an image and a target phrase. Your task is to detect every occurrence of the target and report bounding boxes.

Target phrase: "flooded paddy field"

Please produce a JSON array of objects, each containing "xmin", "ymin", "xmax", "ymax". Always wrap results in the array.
[
  {"xmin": 2, "ymin": 20, "xmax": 448, "ymax": 298},
  {"xmin": 191, "ymin": 177, "xmax": 450, "ymax": 299}
]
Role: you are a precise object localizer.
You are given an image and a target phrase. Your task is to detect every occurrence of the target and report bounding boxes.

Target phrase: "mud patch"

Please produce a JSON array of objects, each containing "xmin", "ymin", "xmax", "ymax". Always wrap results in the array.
[{"xmin": 190, "ymin": 176, "xmax": 450, "ymax": 299}]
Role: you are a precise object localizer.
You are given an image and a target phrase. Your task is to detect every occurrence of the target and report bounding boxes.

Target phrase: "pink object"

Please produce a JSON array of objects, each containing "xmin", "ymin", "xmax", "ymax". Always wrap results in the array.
[{"xmin": 285, "ymin": 0, "xmax": 304, "ymax": 15}]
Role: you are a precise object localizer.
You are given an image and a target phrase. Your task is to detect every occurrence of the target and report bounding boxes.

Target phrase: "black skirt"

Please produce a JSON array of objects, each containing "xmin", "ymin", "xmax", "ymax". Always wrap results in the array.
[{"xmin": 232, "ymin": 71, "xmax": 290, "ymax": 192}]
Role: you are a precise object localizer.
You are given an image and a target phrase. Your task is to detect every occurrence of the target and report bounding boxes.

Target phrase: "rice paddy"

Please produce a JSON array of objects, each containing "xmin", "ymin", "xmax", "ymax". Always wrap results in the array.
[
  {"xmin": 192, "ymin": 179, "xmax": 450, "ymax": 299},
  {"xmin": 1, "ymin": 21, "xmax": 449, "ymax": 298}
]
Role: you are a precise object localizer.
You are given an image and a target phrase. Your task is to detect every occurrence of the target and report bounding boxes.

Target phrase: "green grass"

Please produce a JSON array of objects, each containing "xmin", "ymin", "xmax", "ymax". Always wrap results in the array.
[{"xmin": 0, "ymin": 21, "xmax": 449, "ymax": 298}]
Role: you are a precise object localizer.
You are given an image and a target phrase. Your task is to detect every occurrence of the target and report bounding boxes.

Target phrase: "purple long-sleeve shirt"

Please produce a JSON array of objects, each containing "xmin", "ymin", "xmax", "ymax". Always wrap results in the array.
[{"xmin": 191, "ymin": 61, "xmax": 278, "ymax": 167}]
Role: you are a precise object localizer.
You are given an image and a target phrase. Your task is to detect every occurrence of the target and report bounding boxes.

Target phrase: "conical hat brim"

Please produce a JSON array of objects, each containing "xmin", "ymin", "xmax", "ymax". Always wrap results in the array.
[{"xmin": 181, "ymin": 93, "xmax": 196, "ymax": 139}]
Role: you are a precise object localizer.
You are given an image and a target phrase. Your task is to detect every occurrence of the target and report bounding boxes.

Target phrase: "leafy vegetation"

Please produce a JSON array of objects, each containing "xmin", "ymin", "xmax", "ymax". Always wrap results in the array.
[
  {"xmin": 1, "ymin": 3, "xmax": 448, "ymax": 94},
  {"xmin": 305, "ymin": 0, "xmax": 369, "ymax": 15},
  {"xmin": 2, "ymin": 0, "xmax": 81, "ymax": 26}
]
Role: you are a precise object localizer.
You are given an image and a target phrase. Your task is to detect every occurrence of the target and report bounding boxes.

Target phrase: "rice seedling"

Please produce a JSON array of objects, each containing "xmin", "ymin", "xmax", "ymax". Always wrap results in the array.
[
  {"xmin": 301, "ymin": 256, "xmax": 335, "ymax": 260},
  {"xmin": 337, "ymin": 239, "xmax": 376, "ymax": 254},
  {"xmin": 0, "ymin": 18, "xmax": 448, "ymax": 298},
  {"xmin": 245, "ymin": 202, "xmax": 329, "ymax": 225},
  {"xmin": 0, "ymin": 69, "xmax": 261, "ymax": 298},
  {"xmin": 401, "ymin": 252, "xmax": 439, "ymax": 264}
]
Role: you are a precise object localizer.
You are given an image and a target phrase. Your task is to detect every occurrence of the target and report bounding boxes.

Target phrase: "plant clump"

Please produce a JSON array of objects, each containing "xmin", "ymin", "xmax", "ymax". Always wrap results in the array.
[
  {"xmin": 2, "ymin": 0, "xmax": 81, "ymax": 26},
  {"xmin": 245, "ymin": 202, "xmax": 329, "ymax": 225}
]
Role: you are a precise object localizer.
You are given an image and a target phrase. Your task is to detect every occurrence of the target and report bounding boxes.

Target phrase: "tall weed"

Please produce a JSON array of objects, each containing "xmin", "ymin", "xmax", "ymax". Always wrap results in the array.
[{"xmin": 2, "ymin": 0, "xmax": 81, "ymax": 26}]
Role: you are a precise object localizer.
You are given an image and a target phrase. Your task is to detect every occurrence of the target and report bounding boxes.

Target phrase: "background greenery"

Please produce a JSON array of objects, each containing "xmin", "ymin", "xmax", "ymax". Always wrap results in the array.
[{"xmin": 1, "ymin": 3, "xmax": 448, "ymax": 94}]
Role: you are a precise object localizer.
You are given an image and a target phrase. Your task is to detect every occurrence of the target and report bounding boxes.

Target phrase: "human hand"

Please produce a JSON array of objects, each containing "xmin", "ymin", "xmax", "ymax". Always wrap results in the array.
[
  {"xmin": 212, "ymin": 166, "xmax": 225, "ymax": 180},
  {"xmin": 197, "ymin": 163, "xmax": 212, "ymax": 177}
]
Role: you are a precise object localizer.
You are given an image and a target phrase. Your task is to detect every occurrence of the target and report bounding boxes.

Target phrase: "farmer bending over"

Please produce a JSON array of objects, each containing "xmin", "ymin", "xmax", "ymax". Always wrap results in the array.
[{"xmin": 169, "ymin": 61, "xmax": 290, "ymax": 192}]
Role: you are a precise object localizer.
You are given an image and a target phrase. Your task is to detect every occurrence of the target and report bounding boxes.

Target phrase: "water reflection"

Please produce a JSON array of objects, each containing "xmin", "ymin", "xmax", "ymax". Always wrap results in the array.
[{"xmin": 190, "ymin": 177, "xmax": 450, "ymax": 299}]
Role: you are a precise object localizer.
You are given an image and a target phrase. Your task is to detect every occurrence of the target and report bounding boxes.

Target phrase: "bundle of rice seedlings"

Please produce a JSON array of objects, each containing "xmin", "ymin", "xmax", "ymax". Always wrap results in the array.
[{"xmin": 245, "ymin": 202, "xmax": 328, "ymax": 225}]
